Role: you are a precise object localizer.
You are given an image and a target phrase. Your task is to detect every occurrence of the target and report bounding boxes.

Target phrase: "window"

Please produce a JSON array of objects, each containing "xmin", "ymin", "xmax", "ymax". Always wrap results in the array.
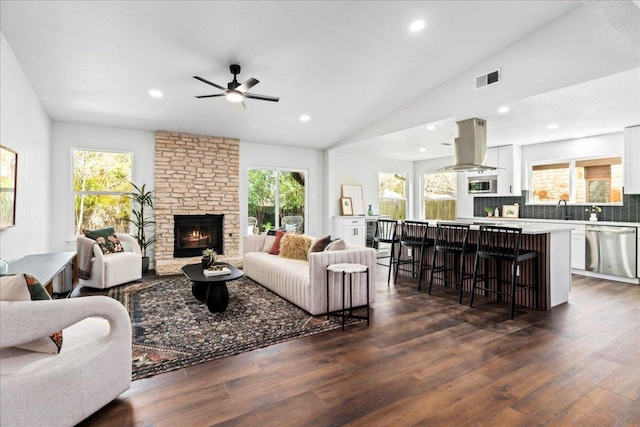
[
  {"xmin": 529, "ymin": 156, "xmax": 622, "ymax": 204},
  {"xmin": 247, "ymin": 168, "xmax": 306, "ymax": 233},
  {"xmin": 378, "ymin": 173, "xmax": 406, "ymax": 220},
  {"xmin": 73, "ymin": 149, "xmax": 132, "ymax": 235},
  {"xmin": 423, "ymin": 172, "xmax": 457, "ymax": 220}
]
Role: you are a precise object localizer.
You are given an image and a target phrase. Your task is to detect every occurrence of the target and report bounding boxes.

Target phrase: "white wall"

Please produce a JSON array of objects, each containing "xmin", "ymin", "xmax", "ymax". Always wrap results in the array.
[
  {"xmin": 0, "ymin": 33, "xmax": 52, "ymax": 262},
  {"xmin": 327, "ymin": 149, "xmax": 413, "ymax": 230},
  {"xmin": 49, "ymin": 123, "xmax": 155, "ymax": 258},
  {"xmin": 240, "ymin": 141, "xmax": 324, "ymax": 237}
]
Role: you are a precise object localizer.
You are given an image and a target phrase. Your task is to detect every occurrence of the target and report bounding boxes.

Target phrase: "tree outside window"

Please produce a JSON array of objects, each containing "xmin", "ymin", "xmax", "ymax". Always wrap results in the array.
[
  {"xmin": 73, "ymin": 150, "xmax": 132, "ymax": 235},
  {"xmin": 247, "ymin": 168, "xmax": 305, "ymax": 233},
  {"xmin": 378, "ymin": 173, "xmax": 406, "ymax": 220},
  {"xmin": 423, "ymin": 172, "xmax": 457, "ymax": 220}
]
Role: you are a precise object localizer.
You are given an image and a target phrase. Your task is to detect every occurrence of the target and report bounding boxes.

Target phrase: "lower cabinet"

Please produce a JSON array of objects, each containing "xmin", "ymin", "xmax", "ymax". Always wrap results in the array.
[
  {"xmin": 332, "ymin": 216, "xmax": 385, "ymax": 247},
  {"xmin": 570, "ymin": 225, "xmax": 586, "ymax": 270}
]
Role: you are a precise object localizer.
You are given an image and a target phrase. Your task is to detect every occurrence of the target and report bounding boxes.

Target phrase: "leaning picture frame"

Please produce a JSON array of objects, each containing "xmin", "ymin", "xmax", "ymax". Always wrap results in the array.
[
  {"xmin": 340, "ymin": 197, "xmax": 354, "ymax": 216},
  {"xmin": 502, "ymin": 204, "xmax": 519, "ymax": 218},
  {"xmin": 0, "ymin": 145, "xmax": 17, "ymax": 230}
]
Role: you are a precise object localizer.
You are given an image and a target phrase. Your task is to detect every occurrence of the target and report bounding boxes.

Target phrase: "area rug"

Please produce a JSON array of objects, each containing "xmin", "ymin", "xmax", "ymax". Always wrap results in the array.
[{"xmin": 109, "ymin": 276, "xmax": 363, "ymax": 380}]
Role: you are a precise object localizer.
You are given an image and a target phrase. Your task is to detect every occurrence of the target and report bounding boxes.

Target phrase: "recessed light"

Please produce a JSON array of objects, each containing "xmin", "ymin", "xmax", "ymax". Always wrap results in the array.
[
  {"xmin": 149, "ymin": 89, "xmax": 163, "ymax": 98},
  {"xmin": 299, "ymin": 114, "xmax": 310, "ymax": 122},
  {"xmin": 547, "ymin": 123, "xmax": 559, "ymax": 130},
  {"xmin": 418, "ymin": 147, "xmax": 427, "ymax": 152},
  {"xmin": 427, "ymin": 125, "xmax": 435, "ymax": 131},
  {"xmin": 498, "ymin": 105, "xmax": 510, "ymax": 113},
  {"xmin": 409, "ymin": 20, "xmax": 425, "ymax": 32}
]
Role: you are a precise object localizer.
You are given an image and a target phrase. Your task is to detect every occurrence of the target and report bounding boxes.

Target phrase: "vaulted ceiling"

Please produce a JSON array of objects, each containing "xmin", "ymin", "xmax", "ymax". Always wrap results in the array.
[{"xmin": 1, "ymin": 1, "xmax": 638, "ymax": 160}]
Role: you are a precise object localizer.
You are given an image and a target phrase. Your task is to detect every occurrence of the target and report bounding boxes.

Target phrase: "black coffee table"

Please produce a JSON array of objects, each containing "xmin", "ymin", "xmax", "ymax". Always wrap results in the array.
[{"xmin": 181, "ymin": 262, "xmax": 244, "ymax": 312}]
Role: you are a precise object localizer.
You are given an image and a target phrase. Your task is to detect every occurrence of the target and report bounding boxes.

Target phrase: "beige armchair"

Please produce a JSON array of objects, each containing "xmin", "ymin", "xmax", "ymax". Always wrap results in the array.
[
  {"xmin": 78, "ymin": 232, "xmax": 142, "ymax": 289},
  {"xmin": 0, "ymin": 296, "xmax": 132, "ymax": 426}
]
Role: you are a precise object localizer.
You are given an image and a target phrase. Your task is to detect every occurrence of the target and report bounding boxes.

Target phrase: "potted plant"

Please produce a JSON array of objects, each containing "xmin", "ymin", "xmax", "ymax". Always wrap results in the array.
[
  {"xmin": 202, "ymin": 248, "xmax": 217, "ymax": 269},
  {"xmin": 484, "ymin": 207, "xmax": 495, "ymax": 217},
  {"xmin": 125, "ymin": 182, "xmax": 156, "ymax": 273}
]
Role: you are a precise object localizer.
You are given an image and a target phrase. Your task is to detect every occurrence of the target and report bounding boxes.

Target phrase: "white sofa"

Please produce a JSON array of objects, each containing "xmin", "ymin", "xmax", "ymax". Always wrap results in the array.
[
  {"xmin": 78, "ymin": 232, "xmax": 142, "ymax": 289},
  {"xmin": 0, "ymin": 296, "xmax": 132, "ymax": 426},
  {"xmin": 242, "ymin": 235, "xmax": 376, "ymax": 315}
]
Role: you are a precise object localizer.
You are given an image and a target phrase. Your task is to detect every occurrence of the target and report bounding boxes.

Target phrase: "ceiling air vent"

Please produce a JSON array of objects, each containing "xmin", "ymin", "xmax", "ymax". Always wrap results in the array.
[{"xmin": 474, "ymin": 68, "xmax": 501, "ymax": 89}]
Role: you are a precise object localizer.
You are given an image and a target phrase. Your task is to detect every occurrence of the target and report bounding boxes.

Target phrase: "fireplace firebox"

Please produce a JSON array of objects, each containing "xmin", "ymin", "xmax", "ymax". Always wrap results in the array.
[{"xmin": 174, "ymin": 214, "xmax": 224, "ymax": 258}]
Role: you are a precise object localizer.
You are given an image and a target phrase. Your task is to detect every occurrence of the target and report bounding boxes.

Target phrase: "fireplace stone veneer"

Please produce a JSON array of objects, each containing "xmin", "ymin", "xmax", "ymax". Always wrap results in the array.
[{"xmin": 154, "ymin": 130, "xmax": 241, "ymax": 275}]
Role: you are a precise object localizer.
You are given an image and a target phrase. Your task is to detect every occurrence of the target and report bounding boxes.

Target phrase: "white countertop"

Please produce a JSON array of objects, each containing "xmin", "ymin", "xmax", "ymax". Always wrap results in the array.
[
  {"xmin": 458, "ymin": 217, "xmax": 639, "ymax": 228},
  {"xmin": 452, "ymin": 218, "xmax": 573, "ymax": 234}
]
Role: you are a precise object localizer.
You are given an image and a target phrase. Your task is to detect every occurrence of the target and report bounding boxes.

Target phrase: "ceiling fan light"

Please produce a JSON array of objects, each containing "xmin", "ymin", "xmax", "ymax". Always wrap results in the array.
[{"xmin": 226, "ymin": 91, "xmax": 244, "ymax": 103}]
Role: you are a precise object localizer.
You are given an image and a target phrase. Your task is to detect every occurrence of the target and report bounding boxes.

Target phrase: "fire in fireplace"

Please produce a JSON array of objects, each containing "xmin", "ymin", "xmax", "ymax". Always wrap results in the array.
[{"xmin": 174, "ymin": 214, "xmax": 224, "ymax": 258}]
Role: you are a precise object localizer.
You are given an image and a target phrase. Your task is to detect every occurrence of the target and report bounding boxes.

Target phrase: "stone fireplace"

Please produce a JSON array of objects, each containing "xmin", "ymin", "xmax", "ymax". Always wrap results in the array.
[{"xmin": 154, "ymin": 130, "xmax": 241, "ymax": 275}]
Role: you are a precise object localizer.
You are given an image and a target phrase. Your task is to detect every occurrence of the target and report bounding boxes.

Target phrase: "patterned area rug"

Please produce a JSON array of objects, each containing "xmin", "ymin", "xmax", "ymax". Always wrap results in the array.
[{"xmin": 109, "ymin": 276, "xmax": 363, "ymax": 380}]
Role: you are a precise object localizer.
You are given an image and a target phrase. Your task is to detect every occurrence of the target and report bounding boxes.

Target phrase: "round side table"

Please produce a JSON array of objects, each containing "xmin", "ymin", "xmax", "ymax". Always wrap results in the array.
[{"xmin": 326, "ymin": 263, "xmax": 370, "ymax": 330}]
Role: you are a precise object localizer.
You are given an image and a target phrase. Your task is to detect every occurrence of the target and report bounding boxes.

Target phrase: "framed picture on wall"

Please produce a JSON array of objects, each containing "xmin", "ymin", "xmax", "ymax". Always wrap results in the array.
[
  {"xmin": 0, "ymin": 145, "xmax": 18, "ymax": 229},
  {"xmin": 340, "ymin": 197, "xmax": 354, "ymax": 216}
]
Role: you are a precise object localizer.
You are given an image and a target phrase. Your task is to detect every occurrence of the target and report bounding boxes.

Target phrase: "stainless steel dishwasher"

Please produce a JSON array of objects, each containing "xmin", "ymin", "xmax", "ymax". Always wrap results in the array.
[{"xmin": 585, "ymin": 225, "xmax": 637, "ymax": 278}]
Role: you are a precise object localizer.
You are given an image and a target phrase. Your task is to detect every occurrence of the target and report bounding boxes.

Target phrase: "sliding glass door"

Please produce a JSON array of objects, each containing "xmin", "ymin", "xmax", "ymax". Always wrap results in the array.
[{"xmin": 247, "ymin": 168, "xmax": 306, "ymax": 233}]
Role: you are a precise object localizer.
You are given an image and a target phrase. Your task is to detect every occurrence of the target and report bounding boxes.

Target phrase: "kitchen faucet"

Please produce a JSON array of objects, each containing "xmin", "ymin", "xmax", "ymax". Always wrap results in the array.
[{"xmin": 556, "ymin": 199, "xmax": 570, "ymax": 220}]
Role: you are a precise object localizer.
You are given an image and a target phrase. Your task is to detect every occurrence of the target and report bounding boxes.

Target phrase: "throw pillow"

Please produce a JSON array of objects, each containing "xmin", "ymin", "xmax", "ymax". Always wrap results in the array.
[
  {"xmin": 83, "ymin": 226, "xmax": 116, "ymax": 241},
  {"xmin": 262, "ymin": 235, "xmax": 277, "ymax": 252},
  {"xmin": 0, "ymin": 273, "xmax": 63, "ymax": 354},
  {"xmin": 279, "ymin": 234, "xmax": 313, "ymax": 261},
  {"xmin": 96, "ymin": 234, "xmax": 124, "ymax": 255},
  {"xmin": 310, "ymin": 235, "xmax": 332, "ymax": 252},
  {"xmin": 269, "ymin": 230, "xmax": 287, "ymax": 255},
  {"xmin": 326, "ymin": 238, "xmax": 347, "ymax": 251}
]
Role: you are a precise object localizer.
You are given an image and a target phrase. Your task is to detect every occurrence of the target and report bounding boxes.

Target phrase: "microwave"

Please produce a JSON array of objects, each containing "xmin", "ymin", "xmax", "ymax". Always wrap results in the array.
[{"xmin": 468, "ymin": 176, "xmax": 498, "ymax": 194}]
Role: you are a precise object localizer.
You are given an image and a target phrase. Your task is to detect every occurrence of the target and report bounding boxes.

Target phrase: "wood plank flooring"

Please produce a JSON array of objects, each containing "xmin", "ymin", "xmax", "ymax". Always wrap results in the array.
[{"xmin": 79, "ymin": 269, "xmax": 640, "ymax": 426}]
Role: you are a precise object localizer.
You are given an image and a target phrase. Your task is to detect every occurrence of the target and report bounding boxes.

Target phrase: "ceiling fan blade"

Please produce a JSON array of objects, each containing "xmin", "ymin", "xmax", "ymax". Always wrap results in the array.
[
  {"xmin": 236, "ymin": 77, "xmax": 259, "ymax": 93},
  {"xmin": 193, "ymin": 76, "xmax": 226, "ymax": 91},
  {"xmin": 245, "ymin": 93, "xmax": 280, "ymax": 102},
  {"xmin": 195, "ymin": 94, "xmax": 226, "ymax": 98}
]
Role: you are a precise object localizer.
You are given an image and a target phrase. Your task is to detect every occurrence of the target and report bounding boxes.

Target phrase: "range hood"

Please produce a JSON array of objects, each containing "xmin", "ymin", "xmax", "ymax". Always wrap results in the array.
[{"xmin": 438, "ymin": 118, "xmax": 497, "ymax": 172}]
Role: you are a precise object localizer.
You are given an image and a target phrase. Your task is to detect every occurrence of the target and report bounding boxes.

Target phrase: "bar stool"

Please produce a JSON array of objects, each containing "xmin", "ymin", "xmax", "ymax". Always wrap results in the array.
[
  {"xmin": 394, "ymin": 221, "xmax": 434, "ymax": 289},
  {"xmin": 469, "ymin": 225, "xmax": 538, "ymax": 319},
  {"xmin": 373, "ymin": 219, "xmax": 399, "ymax": 285},
  {"xmin": 326, "ymin": 263, "xmax": 370, "ymax": 330},
  {"xmin": 426, "ymin": 222, "xmax": 476, "ymax": 302}
]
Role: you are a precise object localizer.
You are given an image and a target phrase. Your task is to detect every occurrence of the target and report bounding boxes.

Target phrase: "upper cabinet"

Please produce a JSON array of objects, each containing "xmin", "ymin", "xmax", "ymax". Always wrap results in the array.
[
  {"xmin": 624, "ymin": 126, "xmax": 640, "ymax": 194},
  {"xmin": 468, "ymin": 145, "xmax": 522, "ymax": 196}
]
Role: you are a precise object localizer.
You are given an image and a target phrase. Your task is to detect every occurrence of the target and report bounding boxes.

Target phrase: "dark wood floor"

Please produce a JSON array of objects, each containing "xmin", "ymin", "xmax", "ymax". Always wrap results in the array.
[{"xmin": 79, "ymin": 268, "xmax": 640, "ymax": 426}]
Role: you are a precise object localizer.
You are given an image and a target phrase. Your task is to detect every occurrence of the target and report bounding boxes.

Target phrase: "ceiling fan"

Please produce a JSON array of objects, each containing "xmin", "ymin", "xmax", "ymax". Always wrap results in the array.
[{"xmin": 193, "ymin": 64, "xmax": 279, "ymax": 108}]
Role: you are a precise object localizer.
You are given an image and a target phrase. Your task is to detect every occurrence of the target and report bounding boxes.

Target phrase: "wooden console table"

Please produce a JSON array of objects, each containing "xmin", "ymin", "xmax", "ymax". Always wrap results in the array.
[{"xmin": 7, "ymin": 251, "xmax": 78, "ymax": 296}]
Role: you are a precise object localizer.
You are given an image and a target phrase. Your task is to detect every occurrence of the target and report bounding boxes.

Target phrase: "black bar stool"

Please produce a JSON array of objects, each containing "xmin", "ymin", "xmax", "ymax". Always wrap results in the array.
[
  {"xmin": 373, "ymin": 219, "xmax": 399, "ymax": 285},
  {"xmin": 394, "ymin": 221, "xmax": 433, "ymax": 288},
  {"xmin": 469, "ymin": 225, "xmax": 538, "ymax": 319},
  {"xmin": 426, "ymin": 222, "xmax": 476, "ymax": 302}
]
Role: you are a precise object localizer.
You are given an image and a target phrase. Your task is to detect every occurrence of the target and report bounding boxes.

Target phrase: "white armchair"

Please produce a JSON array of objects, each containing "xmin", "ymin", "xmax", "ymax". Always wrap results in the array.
[
  {"xmin": 78, "ymin": 232, "xmax": 142, "ymax": 289},
  {"xmin": 0, "ymin": 296, "xmax": 132, "ymax": 426}
]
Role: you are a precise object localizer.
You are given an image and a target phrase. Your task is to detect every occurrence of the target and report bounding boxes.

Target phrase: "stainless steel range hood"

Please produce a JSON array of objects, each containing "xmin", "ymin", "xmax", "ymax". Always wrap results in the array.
[{"xmin": 438, "ymin": 118, "xmax": 497, "ymax": 172}]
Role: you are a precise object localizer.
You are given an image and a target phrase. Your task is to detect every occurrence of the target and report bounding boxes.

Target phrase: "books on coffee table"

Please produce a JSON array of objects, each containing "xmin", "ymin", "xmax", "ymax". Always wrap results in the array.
[{"xmin": 203, "ymin": 267, "xmax": 231, "ymax": 277}]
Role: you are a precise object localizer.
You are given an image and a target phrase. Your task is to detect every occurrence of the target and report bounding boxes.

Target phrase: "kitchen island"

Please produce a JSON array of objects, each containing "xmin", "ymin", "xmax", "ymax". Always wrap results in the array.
[{"xmin": 399, "ymin": 221, "xmax": 573, "ymax": 311}]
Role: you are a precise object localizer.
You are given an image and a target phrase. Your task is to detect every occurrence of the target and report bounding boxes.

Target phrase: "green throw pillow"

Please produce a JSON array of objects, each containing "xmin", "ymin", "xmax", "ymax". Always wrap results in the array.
[{"xmin": 84, "ymin": 226, "xmax": 116, "ymax": 241}]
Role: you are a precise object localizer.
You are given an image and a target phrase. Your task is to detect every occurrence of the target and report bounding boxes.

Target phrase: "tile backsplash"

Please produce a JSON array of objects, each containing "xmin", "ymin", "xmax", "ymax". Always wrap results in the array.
[{"xmin": 473, "ymin": 191, "xmax": 639, "ymax": 223}]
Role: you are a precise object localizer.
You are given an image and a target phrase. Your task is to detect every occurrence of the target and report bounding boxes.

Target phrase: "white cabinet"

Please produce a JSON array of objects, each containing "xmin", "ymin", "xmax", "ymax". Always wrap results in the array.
[
  {"xmin": 332, "ymin": 217, "xmax": 366, "ymax": 246},
  {"xmin": 570, "ymin": 224, "xmax": 585, "ymax": 270},
  {"xmin": 467, "ymin": 145, "xmax": 521, "ymax": 196},
  {"xmin": 496, "ymin": 145, "xmax": 522, "ymax": 196},
  {"xmin": 624, "ymin": 126, "xmax": 640, "ymax": 194}
]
